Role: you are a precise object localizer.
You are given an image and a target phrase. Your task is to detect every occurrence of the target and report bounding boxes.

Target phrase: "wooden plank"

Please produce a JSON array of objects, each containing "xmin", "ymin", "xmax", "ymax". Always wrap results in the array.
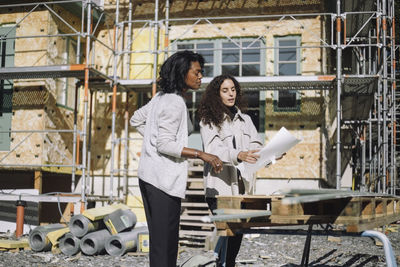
[
  {"xmin": 180, "ymin": 215, "xmax": 205, "ymax": 221},
  {"xmin": 181, "ymin": 209, "xmax": 210, "ymax": 215},
  {"xmin": 180, "ymin": 221, "xmax": 214, "ymax": 228},
  {"xmin": 187, "ymin": 182, "xmax": 204, "ymax": 190},
  {"xmin": 179, "ymin": 230, "xmax": 214, "ymax": 237},
  {"xmin": 34, "ymin": 170, "xmax": 42, "ymax": 193},
  {"xmin": 346, "ymin": 213, "xmax": 400, "ymax": 232},
  {"xmin": 47, "ymin": 227, "xmax": 69, "ymax": 245},
  {"xmin": 0, "ymin": 239, "xmax": 29, "ymax": 249},
  {"xmin": 187, "ymin": 178, "xmax": 203, "ymax": 182},
  {"xmin": 82, "ymin": 203, "xmax": 130, "ymax": 221},
  {"xmin": 185, "ymin": 190, "xmax": 204, "ymax": 195},
  {"xmin": 181, "ymin": 202, "xmax": 209, "ymax": 208}
]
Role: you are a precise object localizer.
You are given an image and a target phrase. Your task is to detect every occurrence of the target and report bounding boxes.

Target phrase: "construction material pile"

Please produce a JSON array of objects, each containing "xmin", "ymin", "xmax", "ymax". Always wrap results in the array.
[{"xmin": 28, "ymin": 203, "xmax": 148, "ymax": 256}]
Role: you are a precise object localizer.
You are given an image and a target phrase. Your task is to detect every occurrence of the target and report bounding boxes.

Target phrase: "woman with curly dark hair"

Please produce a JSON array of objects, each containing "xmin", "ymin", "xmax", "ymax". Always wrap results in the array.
[
  {"xmin": 198, "ymin": 74, "xmax": 263, "ymax": 267},
  {"xmin": 130, "ymin": 50, "xmax": 223, "ymax": 267}
]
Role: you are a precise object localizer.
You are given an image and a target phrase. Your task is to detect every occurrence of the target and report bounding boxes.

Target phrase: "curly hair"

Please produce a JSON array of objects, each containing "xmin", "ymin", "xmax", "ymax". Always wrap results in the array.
[
  {"xmin": 158, "ymin": 50, "xmax": 205, "ymax": 95},
  {"xmin": 198, "ymin": 74, "xmax": 247, "ymax": 130}
]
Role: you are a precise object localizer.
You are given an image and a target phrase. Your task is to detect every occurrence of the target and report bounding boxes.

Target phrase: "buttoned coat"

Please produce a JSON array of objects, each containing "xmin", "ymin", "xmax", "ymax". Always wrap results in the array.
[{"xmin": 200, "ymin": 109, "xmax": 263, "ymax": 198}]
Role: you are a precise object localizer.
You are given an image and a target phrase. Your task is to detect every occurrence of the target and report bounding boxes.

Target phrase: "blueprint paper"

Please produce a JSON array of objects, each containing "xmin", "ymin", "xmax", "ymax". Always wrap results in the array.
[{"xmin": 237, "ymin": 127, "xmax": 301, "ymax": 178}]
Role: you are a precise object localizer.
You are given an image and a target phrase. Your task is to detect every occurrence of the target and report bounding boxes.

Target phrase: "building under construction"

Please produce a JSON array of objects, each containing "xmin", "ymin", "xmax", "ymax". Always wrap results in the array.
[{"xmin": 0, "ymin": 0, "xmax": 398, "ymax": 242}]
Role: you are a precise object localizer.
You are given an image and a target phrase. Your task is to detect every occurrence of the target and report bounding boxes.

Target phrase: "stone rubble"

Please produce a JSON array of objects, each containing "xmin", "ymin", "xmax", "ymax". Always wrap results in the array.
[{"xmin": 0, "ymin": 224, "xmax": 399, "ymax": 267}]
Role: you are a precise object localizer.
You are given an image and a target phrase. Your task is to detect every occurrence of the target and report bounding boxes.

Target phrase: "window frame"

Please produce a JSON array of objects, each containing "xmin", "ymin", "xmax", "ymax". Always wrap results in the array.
[
  {"xmin": 273, "ymin": 36, "xmax": 302, "ymax": 112},
  {"xmin": 0, "ymin": 25, "xmax": 15, "ymax": 152},
  {"xmin": 56, "ymin": 34, "xmax": 79, "ymax": 110}
]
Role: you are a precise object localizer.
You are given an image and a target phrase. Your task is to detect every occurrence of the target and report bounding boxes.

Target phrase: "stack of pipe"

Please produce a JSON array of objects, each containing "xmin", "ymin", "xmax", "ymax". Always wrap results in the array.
[{"xmin": 29, "ymin": 208, "xmax": 147, "ymax": 256}]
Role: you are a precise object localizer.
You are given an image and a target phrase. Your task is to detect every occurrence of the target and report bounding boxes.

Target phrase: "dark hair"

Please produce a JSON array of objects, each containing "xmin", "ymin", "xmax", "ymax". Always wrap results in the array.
[
  {"xmin": 158, "ymin": 50, "xmax": 205, "ymax": 94},
  {"xmin": 198, "ymin": 74, "xmax": 247, "ymax": 130}
]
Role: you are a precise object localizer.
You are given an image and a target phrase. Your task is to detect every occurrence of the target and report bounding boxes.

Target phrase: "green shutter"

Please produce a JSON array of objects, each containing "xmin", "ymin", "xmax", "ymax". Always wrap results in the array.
[{"xmin": 0, "ymin": 26, "xmax": 15, "ymax": 151}]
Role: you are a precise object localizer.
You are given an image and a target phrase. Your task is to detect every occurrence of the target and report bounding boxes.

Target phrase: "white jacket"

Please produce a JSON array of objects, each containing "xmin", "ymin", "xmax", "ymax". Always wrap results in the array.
[
  {"xmin": 200, "ymin": 109, "xmax": 263, "ymax": 198},
  {"xmin": 130, "ymin": 92, "xmax": 189, "ymax": 198}
]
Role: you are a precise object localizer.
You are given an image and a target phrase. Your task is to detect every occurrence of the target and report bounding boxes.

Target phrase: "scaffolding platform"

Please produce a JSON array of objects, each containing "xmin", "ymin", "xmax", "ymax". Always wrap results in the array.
[
  {"xmin": 115, "ymin": 75, "xmax": 378, "ymax": 93},
  {"xmin": 0, "ymin": 65, "xmax": 110, "ymax": 80}
]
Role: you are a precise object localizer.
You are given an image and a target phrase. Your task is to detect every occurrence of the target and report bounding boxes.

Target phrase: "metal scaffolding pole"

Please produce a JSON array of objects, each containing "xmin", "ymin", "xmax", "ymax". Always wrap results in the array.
[
  {"xmin": 382, "ymin": 0, "xmax": 388, "ymax": 193},
  {"xmin": 152, "ymin": 0, "xmax": 160, "ymax": 96},
  {"xmin": 377, "ymin": 5, "xmax": 383, "ymax": 192},
  {"xmin": 118, "ymin": 0, "xmax": 134, "ymax": 202},
  {"xmin": 86, "ymin": 90, "xmax": 94, "ymax": 198},
  {"xmin": 336, "ymin": 0, "xmax": 342, "ymax": 189},
  {"xmin": 70, "ymin": 0, "xmax": 86, "ymax": 195},
  {"xmin": 123, "ymin": 92, "xmax": 129, "ymax": 201},
  {"xmin": 164, "ymin": 0, "xmax": 170, "ymax": 61},
  {"xmin": 125, "ymin": 0, "xmax": 133, "ymax": 79},
  {"xmin": 110, "ymin": 0, "xmax": 121, "ymax": 202},
  {"xmin": 369, "ymin": 110, "xmax": 373, "ymax": 192},
  {"xmin": 389, "ymin": 0, "xmax": 396, "ymax": 195},
  {"xmin": 361, "ymin": 126, "xmax": 366, "ymax": 192},
  {"xmin": 81, "ymin": 0, "xmax": 93, "ymax": 211}
]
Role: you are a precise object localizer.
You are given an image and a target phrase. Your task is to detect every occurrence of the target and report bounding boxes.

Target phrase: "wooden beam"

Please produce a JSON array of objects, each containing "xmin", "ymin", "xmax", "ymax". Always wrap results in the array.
[{"xmin": 34, "ymin": 170, "xmax": 42, "ymax": 193}]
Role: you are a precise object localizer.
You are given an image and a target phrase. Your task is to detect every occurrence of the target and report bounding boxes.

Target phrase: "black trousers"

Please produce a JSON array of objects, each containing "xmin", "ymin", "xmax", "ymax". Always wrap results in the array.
[
  {"xmin": 206, "ymin": 197, "xmax": 243, "ymax": 267},
  {"xmin": 139, "ymin": 179, "xmax": 181, "ymax": 267}
]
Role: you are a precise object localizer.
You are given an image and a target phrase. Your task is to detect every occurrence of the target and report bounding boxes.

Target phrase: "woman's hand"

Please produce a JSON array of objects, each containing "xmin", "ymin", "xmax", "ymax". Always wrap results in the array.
[
  {"xmin": 237, "ymin": 149, "xmax": 260, "ymax": 164},
  {"xmin": 199, "ymin": 152, "xmax": 223, "ymax": 173}
]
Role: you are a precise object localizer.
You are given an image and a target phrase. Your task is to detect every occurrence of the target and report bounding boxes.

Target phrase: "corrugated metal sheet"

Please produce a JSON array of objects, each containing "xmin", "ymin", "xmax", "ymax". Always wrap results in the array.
[{"xmin": 0, "ymin": 200, "xmax": 39, "ymax": 225}]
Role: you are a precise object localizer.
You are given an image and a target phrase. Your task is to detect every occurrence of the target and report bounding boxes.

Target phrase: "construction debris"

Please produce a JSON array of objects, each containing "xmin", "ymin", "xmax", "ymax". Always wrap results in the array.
[{"xmin": 0, "ymin": 239, "xmax": 29, "ymax": 250}]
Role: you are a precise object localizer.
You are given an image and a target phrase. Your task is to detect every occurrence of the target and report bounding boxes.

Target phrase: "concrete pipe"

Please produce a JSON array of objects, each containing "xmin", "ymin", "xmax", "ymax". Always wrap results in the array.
[
  {"xmin": 69, "ymin": 214, "xmax": 104, "ymax": 238},
  {"xmin": 28, "ymin": 224, "xmax": 65, "ymax": 252},
  {"xmin": 103, "ymin": 209, "xmax": 137, "ymax": 234},
  {"xmin": 80, "ymin": 229, "xmax": 111, "ymax": 255},
  {"xmin": 59, "ymin": 232, "xmax": 81, "ymax": 256},
  {"xmin": 105, "ymin": 226, "xmax": 148, "ymax": 256}
]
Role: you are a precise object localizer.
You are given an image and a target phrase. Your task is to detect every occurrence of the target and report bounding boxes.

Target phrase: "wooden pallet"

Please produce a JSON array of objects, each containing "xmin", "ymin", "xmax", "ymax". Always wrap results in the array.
[
  {"xmin": 215, "ymin": 195, "xmax": 400, "ymax": 236},
  {"xmin": 179, "ymin": 160, "xmax": 215, "ymax": 247}
]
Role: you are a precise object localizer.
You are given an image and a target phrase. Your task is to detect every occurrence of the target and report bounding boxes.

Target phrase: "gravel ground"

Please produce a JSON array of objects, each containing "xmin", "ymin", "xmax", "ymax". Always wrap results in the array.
[{"xmin": 1, "ymin": 224, "xmax": 399, "ymax": 267}]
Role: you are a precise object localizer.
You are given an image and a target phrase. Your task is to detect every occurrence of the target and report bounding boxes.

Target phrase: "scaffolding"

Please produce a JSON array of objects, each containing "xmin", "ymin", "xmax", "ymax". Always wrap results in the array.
[
  {"xmin": 112, "ymin": 0, "xmax": 398, "ymax": 194},
  {"xmin": 0, "ymin": 0, "xmax": 115, "ymax": 211},
  {"xmin": 0, "ymin": 0, "xmax": 398, "ymax": 217}
]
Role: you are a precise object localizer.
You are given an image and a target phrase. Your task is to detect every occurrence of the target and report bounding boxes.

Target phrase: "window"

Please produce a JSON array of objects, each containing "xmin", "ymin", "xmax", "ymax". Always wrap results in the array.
[
  {"xmin": 175, "ymin": 38, "xmax": 266, "ymax": 133},
  {"xmin": 273, "ymin": 36, "xmax": 301, "ymax": 112},
  {"xmin": 186, "ymin": 91, "xmax": 202, "ymax": 132},
  {"xmin": 56, "ymin": 36, "xmax": 78, "ymax": 109},
  {"xmin": 176, "ymin": 38, "xmax": 265, "ymax": 77},
  {"xmin": 137, "ymin": 91, "xmax": 152, "ymax": 107},
  {"xmin": 221, "ymin": 40, "xmax": 262, "ymax": 76},
  {"xmin": 0, "ymin": 25, "xmax": 15, "ymax": 151},
  {"xmin": 246, "ymin": 91, "xmax": 265, "ymax": 132}
]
